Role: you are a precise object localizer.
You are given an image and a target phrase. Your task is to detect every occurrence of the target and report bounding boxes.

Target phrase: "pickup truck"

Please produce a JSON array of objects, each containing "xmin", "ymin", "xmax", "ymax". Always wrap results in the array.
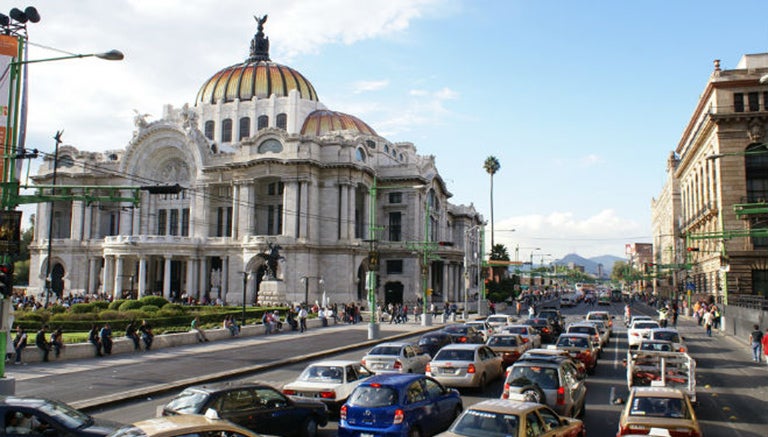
[
  {"xmin": 361, "ymin": 342, "xmax": 431, "ymax": 374},
  {"xmin": 627, "ymin": 320, "xmax": 661, "ymax": 348},
  {"xmin": 626, "ymin": 349, "xmax": 696, "ymax": 403}
]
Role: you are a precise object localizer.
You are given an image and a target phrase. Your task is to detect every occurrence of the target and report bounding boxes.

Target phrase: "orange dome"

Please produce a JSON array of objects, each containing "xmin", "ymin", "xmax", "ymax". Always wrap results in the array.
[
  {"xmin": 301, "ymin": 110, "xmax": 377, "ymax": 136},
  {"xmin": 196, "ymin": 61, "xmax": 318, "ymax": 105}
]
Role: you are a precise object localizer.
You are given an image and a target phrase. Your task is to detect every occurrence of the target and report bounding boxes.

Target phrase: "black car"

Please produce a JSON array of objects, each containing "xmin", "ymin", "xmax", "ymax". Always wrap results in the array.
[
  {"xmin": 417, "ymin": 331, "xmax": 454, "ymax": 357},
  {"xmin": 0, "ymin": 396, "xmax": 121, "ymax": 436},
  {"xmin": 161, "ymin": 382, "xmax": 328, "ymax": 437},
  {"xmin": 440, "ymin": 324, "xmax": 485, "ymax": 344},
  {"xmin": 536, "ymin": 309, "xmax": 565, "ymax": 334},
  {"xmin": 523, "ymin": 317, "xmax": 558, "ymax": 343}
]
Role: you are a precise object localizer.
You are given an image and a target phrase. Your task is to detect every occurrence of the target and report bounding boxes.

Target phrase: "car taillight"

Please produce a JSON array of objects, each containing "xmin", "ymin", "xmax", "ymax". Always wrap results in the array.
[
  {"xmin": 282, "ymin": 389, "xmax": 296, "ymax": 395},
  {"xmin": 542, "ymin": 328, "xmax": 550, "ymax": 333},
  {"xmin": 361, "ymin": 359, "xmax": 366, "ymax": 366},
  {"xmin": 340, "ymin": 405, "xmax": 347, "ymax": 421},
  {"xmin": 631, "ymin": 332, "xmax": 640, "ymax": 336},
  {"xmin": 467, "ymin": 363, "xmax": 476, "ymax": 374},
  {"xmin": 426, "ymin": 363, "xmax": 431, "ymax": 373},
  {"xmin": 393, "ymin": 408, "xmax": 405, "ymax": 424},
  {"xmin": 394, "ymin": 360, "xmax": 402, "ymax": 369},
  {"xmin": 459, "ymin": 336, "xmax": 468, "ymax": 343},
  {"xmin": 319, "ymin": 390, "xmax": 336, "ymax": 399},
  {"xmin": 521, "ymin": 337, "xmax": 529, "ymax": 343},
  {"xmin": 556, "ymin": 386, "xmax": 565, "ymax": 405},
  {"xmin": 679, "ymin": 347, "xmax": 686, "ymax": 353},
  {"xmin": 501, "ymin": 383, "xmax": 510, "ymax": 399}
]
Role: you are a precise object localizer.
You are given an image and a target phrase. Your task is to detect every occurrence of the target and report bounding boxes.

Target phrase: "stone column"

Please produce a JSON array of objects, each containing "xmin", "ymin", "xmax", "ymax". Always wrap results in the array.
[
  {"xmin": 300, "ymin": 181, "xmax": 310, "ymax": 240},
  {"xmin": 283, "ymin": 180, "xmax": 299, "ymax": 237},
  {"xmin": 70, "ymin": 200, "xmax": 84, "ymax": 240},
  {"xmin": 138, "ymin": 257, "xmax": 147, "ymax": 298},
  {"xmin": 88, "ymin": 258, "xmax": 99, "ymax": 293},
  {"xmin": 339, "ymin": 183, "xmax": 349, "ymax": 240},
  {"xmin": 186, "ymin": 257, "xmax": 196, "ymax": 299},
  {"xmin": 38, "ymin": 202, "xmax": 51, "ymax": 244},
  {"xmin": 83, "ymin": 204, "xmax": 93, "ymax": 240},
  {"xmin": 132, "ymin": 201, "xmax": 141, "ymax": 236},
  {"xmin": 163, "ymin": 256, "xmax": 172, "ymax": 299},
  {"xmin": 102, "ymin": 255, "xmax": 113, "ymax": 296},
  {"xmin": 198, "ymin": 257, "xmax": 207, "ymax": 299},
  {"xmin": 347, "ymin": 185, "xmax": 355, "ymax": 240},
  {"xmin": 232, "ymin": 184, "xmax": 240, "ymax": 239},
  {"xmin": 240, "ymin": 184, "xmax": 253, "ymax": 236},
  {"xmin": 114, "ymin": 256, "xmax": 124, "ymax": 299},
  {"xmin": 221, "ymin": 256, "xmax": 229, "ymax": 299},
  {"xmin": 308, "ymin": 180, "xmax": 320, "ymax": 242}
]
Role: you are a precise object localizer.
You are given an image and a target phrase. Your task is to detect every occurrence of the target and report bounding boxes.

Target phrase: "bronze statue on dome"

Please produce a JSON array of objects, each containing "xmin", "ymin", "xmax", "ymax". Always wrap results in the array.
[{"xmin": 249, "ymin": 14, "xmax": 270, "ymax": 62}]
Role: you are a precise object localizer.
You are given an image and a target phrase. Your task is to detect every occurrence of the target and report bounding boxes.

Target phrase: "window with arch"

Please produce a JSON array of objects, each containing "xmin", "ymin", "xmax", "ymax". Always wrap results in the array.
[
  {"xmin": 366, "ymin": 140, "xmax": 376, "ymax": 149},
  {"xmin": 276, "ymin": 113, "xmax": 287, "ymax": 130},
  {"xmin": 221, "ymin": 119, "xmax": 233, "ymax": 143},
  {"xmin": 204, "ymin": 121, "xmax": 215, "ymax": 140},
  {"xmin": 355, "ymin": 148, "xmax": 367, "ymax": 162},
  {"xmin": 258, "ymin": 139, "xmax": 283, "ymax": 154},
  {"xmin": 258, "ymin": 115, "xmax": 269, "ymax": 130},
  {"xmin": 384, "ymin": 145, "xmax": 390, "ymax": 153},
  {"xmin": 239, "ymin": 117, "xmax": 250, "ymax": 140}
]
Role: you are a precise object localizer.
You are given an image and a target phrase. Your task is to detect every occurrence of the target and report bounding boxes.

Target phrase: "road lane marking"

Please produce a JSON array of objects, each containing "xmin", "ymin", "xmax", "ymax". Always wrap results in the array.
[{"xmin": 613, "ymin": 328, "xmax": 621, "ymax": 369}]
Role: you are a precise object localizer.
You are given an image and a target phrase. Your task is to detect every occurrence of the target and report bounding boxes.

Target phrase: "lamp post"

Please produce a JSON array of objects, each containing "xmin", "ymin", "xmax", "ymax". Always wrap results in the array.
[
  {"xmin": 463, "ymin": 224, "xmax": 481, "ymax": 320},
  {"xmin": 240, "ymin": 271, "xmax": 249, "ymax": 326}
]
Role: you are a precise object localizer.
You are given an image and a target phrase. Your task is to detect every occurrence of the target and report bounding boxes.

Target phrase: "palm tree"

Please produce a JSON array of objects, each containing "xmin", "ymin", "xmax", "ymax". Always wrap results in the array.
[{"xmin": 483, "ymin": 156, "xmax": 501, "ymax": 247}]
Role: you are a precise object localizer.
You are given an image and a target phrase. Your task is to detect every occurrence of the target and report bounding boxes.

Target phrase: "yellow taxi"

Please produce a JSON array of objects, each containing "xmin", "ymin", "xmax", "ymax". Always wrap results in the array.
[
  {"xmin": 107, "ymin": 411, "xmax": 262, "ymax": 437},
  {"xmin": 437, "ymin": 399, "xmax": 585, "ymax": 437},
  {"xmin": 617, "ymin": 386, "xmax": 701, "ymax": 437}
]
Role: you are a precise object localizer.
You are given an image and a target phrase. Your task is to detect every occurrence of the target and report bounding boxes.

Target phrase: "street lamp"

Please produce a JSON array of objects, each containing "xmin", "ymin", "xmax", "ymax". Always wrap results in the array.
[
  {"xmin": 240, "ymin": 271, "xmax": 249, "ymax": 326},
  {"xmin": 463, "ymin": 224, "xmax": 482, "ymax": 320}
]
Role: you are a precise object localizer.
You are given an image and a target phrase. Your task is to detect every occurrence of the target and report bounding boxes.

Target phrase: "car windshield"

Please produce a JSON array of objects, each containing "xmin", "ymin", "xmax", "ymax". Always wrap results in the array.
[
  {"xmin": 368, "ymin": 346, "xmax": 401, "ymax": 356},
  {"xmin": 299, "ymin": 365, "xmax": 344, "ymax": 382},
  {"xmin": 36, "ymin": 399, "xmax": 92, "ymax": 430},
  {"xmin": 434, "ymin": 349, "xmax": 475, "ymax": 361},
  {"xmin": 419, "ymin": 336, "xmax": 443, "ymax": 345},
  {"xmin": 348, "ymin": 386, "xmax": 398, "ymax": 407},
  {"xmin": 164, "ymin": 389, "xmax": 209, "ymax": 414},
  {"xmin": 449, "ymin": 409, "xmax": 520, "ymax": 436},
  {"xmin": 508, "ymin": 366, "xmax": 559, "ymax": 390},
  {"xmin": 640, "ymin": 342, "xmax": 672, "ymax": 352},
  {"xmin": 653, "ymin": 331, "xmax": 681, "ymax": 343},
  {"xmin": 443, "ymin": 326, "xmax": 469, "ymax": 334},
  {"xmin": 629, "ymin": 396, "xmax": 690, "ymax": 419},
  {"xmin": 557, "ymin": 336, "xmax": 589, "ymax": 348},
  {"xmin": 568, "ymin": 326, "xmax": 595, "ymax": 335},
  {"xmin": 487, "ymin": 336, "xmax": 518, "ymax": 347},
  {"xmin": 588, "ymin": 313, "xmax": 609, "ymax": 320},
  {"xmin": 487, "ymin": 316, "xmax": 507, "ymax": 324}
]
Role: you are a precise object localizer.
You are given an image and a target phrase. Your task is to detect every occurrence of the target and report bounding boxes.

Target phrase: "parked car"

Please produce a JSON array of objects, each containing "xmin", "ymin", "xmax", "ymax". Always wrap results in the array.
[
  {"xmin": 485, "ymin": 314, "xmax": 517, "ymax": 330},
  {"xmin": 417, "ymin": 331, "xmax": 454, "ymax": 357},
  {"xmin": 282, "ymin": 360, "xmax": 374, "ymax": 414},
  {"xmin": 485, "ymin": 334, "xmax": 529, "ymax": 368},
  {"xmin": 440, "ymin": 324, "xmax": 486, "ymax": 344},
  {"xmin": 426, "ymin": 344, "xmax": 504, "ymax": 389},
  {"xmin": 160, "ymin": 382, "xmax": 328, "ymax": 437},
  {"xmin": 501, "ymin": 355, "xmax": 587, "ymax": 418},
  {"xmin": 617, "ymin": 386, "xmax": 700, "ymax": 436},
  {"xmin": 501, "ymin": 324, "xmax": 542, "ymax": 348},
  {"xmin": 339, "ymin": 373, "xmax": 463, "ymax": 437},
  {"xmin": 108, "ymin": 411, "xmax": 260, "ymax": 437},
  {"xmin": 554, "ymin": 333, "xmax": 598, "ymax": 374},
  {"xmin": 0, "ymin": 396, "xmax": 121, "ymax": 437},
  {"xmin": 438, "ymin": 398, "xmax": 585, "ymax": 437},
  {"xmin": 361, "ymin": 342, "xmax": 432, "ymax": 374},
  {"xmin": 523, "ymin": 317, "xmax": 557, "ymax": 344},
  {"xmin": 649, "ymin": 328, "xmax": 687, "ymax": 353}
]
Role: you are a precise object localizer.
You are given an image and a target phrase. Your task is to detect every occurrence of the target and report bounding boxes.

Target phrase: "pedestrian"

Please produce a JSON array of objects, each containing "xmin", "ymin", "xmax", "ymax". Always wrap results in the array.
[
  {"xmin": 702, "ymin": 309, "xmax": 714, "ymax": 337},
  {"xmin": 12, "ymin": 326, "xmax": 27, "ymax": 365},
  {"xmin": 139, "ymin": 320, "xmax": 153, "ymax": 350},
  {"xmin": 50, "ymin": 328, "xmax": 64, "ymax": 359},
  {"xmin": 749, "ymin": 324, "xmax": 763, "ymax": 363},
  {"xmin": 298, "ymin": 305, "xmax": 308, "ymax": 333},
  {"xmin": 191, "ymin": 316, "xmax": 209, "ymax": 342},
  {"xmin": 100, "ymin": 322, "xmax": 113, "ymax": 355},
  {"xmin": 516, "ymin": 300, "xmax": 522, "ymax": 316},
  {"xmin": 126, "ymin": 321, "xmax": 141, "ymax": 351},
  {"xmin": 528, "ymin": 304, "xmax": 535, "ymax": 319},
  {"xmin": 35, "ymin": 324, "xmax": 50, "ymax": 362},
  {"xmin": 88, "ymin": 323, "xmax": 102, "ymax": 357},
  {"xmin": 712, "ymin": 305, "xmax": 722, "ymax": 330}
]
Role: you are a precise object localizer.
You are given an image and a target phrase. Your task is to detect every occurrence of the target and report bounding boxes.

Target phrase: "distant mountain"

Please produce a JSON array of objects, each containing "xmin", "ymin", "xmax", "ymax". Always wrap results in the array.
[{"xmin": 553, "ymin": 253, "xmax": 625, "ymax": 278}]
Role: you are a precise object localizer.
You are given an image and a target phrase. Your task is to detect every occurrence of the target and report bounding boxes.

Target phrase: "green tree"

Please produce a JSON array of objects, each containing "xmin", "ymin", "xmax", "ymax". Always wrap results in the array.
[
  {"xmin": 489, "ymin": 243, "xmax": 510, "ymax": 261},
  {"xmin": 483, "ymin": 156, "xmax": 500, "ymax": 247}
]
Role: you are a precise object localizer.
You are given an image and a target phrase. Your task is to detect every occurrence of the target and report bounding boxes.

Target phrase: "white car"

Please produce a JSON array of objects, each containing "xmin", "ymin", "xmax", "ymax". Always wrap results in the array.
[
  {"xmin": 627, "ymin": 320, "xmax": 661, "ymax": 348},
  {"xmin": 485, "ymin": 314, "xmax": 517, "ymax": 331},
  {"xmin": 465, "ymin": 320, "xmax": 493, "ymax": 341},
  {"xmin": 501, "ymin": 324, "xmax": 542, "ymax": 348},
  {"xmin": 649, "ymin": 328, "xmax": 687, "ymax": 352},
  {"xmin": 426, "ymin": 344, "xmax": 504, "ymax": 389},
  {"xmin": 361, "ymin": 342, "xmax": 432, "ymax": 374},
  {"xmin": 282, "ymin": 360, "xmax": 374, "ymax": 413}
]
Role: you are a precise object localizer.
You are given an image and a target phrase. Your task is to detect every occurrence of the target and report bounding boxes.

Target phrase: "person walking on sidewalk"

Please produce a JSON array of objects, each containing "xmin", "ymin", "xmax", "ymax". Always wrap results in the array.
[
  {"xmin": 298, "ymin": 305, "xmax": 308, "ymax": 333},
  {"xmin": 702, "ymin": 309, "xmax": 714, "ymax": 337},
  {"xmin": 749, "ymin": 324, "xmax": 763, "ymax": 363}
]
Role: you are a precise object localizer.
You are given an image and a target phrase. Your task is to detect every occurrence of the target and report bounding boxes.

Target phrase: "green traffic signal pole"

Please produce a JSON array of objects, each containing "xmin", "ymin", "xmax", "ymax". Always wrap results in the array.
[{"xmin": 366, "ymin": 177, "xmax": 380, "ymax": 339}]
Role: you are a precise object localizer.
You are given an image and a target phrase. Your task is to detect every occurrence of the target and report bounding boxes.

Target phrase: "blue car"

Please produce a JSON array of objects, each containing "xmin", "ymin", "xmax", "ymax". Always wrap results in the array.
[{"xmin": 339, "ymin": 373, "xmax": 462, "ymax": 437}]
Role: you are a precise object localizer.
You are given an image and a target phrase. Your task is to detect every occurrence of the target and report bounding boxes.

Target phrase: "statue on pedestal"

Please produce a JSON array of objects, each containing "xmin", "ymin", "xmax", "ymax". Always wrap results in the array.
[{"xmin": 257, "ymin": 243, "xmax": 284, "ymax": 280}]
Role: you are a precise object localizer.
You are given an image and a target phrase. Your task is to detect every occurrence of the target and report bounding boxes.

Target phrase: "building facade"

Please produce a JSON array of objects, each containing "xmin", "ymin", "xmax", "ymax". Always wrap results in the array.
[
  {"xmin": 28, "ymin": 20, "xmax": 483, "ymax": 307},
  {"xmin": 652, "ymin": 54, "xmax": 768, "ymax": 304},
  {"xmin": 650, "ymin": 152, "xmax": 682, "ymax": 298}
]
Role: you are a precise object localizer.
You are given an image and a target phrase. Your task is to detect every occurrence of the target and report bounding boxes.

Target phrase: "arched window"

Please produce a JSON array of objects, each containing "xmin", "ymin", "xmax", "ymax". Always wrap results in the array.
[
  {"xmin": 204, "ymin": 121, "xmax": 215, "ymax": 140},
  {"xmin": 258, "ymin": 115, "xmax": 269, "ymax": 130},
  {"xmin": 221, "ymin": 119, "xmax": 233, "ymax": 143},
  {"xmin": 355, "ymin": 148, "xmax": 366, "ymax": 162},
  {"xmin": 746, "ymin": 143, "xmax": 768, "ymax": 248},
  {"xmin": 276, "ymin": 113, "xmax": 287, "ymax": 130},
  {"xmin": 239, "ymin": 117, "xmax": 250, "ymax": 140},
  {"xmin": 258, "ymin": 139, "xmax": 283, "ymax": 154}
]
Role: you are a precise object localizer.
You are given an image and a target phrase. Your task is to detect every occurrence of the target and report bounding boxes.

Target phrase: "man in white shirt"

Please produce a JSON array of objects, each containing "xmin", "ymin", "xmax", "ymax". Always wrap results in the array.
[{"xmin": 298, "ymin": 306, "xmax": 309, "ymax": 333}]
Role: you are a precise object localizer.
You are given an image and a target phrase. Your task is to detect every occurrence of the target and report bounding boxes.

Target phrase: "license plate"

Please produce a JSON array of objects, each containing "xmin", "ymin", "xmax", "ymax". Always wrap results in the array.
[{"xmin": 361, "ymin": 433, "xmax": 375, "ymax": 437}]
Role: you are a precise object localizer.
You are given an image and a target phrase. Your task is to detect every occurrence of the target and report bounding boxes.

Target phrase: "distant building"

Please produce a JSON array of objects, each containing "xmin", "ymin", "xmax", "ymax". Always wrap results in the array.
[{"xmin": 28, "ymin": 19, "xmax": 483, "ymax": 307}]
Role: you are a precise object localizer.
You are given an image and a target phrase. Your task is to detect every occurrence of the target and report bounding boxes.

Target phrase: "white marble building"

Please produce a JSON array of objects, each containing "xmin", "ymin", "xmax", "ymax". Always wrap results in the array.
[{"xmin": 28, "ymin": 20, "xmax": 483, "ymax": 307}]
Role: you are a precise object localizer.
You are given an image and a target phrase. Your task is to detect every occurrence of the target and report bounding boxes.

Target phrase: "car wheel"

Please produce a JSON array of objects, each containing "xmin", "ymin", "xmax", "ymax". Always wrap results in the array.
[
  {"xmin": 302, "ymin": 417, "xmax": 318, "ymax": 437},
  {"xmin": 477, "ymin": 374, "xmax": 487, "ymax": 393},
  {"xmin": 519, "ymin": 384, "xmax": 546, "ymax": 404}
]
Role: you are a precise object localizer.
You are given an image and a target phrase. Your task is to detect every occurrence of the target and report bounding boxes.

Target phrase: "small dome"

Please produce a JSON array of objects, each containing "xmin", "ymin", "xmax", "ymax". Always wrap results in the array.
[
  {"xmin": 196, "ymin": 61, "xmax": 318, "ymax": 105},
  {"xmin": 301, "ymin": 110, "xmax": 377, "ymax": 136}
]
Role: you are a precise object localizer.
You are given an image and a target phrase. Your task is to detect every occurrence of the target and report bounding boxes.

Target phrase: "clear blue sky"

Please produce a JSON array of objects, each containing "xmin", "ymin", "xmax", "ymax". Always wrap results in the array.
[{"xmin": 16, "ymin": 0, "xmax": 768, "ymax": 259}]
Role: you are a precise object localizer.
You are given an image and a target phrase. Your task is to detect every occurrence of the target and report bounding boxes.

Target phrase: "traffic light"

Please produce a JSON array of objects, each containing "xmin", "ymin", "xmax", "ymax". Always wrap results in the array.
[
  {"xmin": 0, "ymin": 263, "xmax": 13, "ymax": 297},
  {"xmin": 687, "ymin": 247, "xmax": 700, "ymax": 252},
  {"xmin": 368, "ymin": 250, "xmax": 379, "ymax": 269}
]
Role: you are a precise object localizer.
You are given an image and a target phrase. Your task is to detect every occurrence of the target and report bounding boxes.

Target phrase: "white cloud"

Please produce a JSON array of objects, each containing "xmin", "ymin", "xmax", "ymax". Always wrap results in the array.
[
  {"xmin": 489, "ymin": 210, "xmax": 647, "ymax": 259},
  {"xmin": 435, "ymin": 87, "xmax": 459, "ymax": 100},
  {"xmin": 409, "ymin": 89, "xmax": 429, "ymax": 96},
  {"xmin": 580, "ymin": 154, "xmax": 604, "ymax": 166},
  {"xmin": 353, "ymin": 80, "xmax": 389, "ymax": 94}
]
